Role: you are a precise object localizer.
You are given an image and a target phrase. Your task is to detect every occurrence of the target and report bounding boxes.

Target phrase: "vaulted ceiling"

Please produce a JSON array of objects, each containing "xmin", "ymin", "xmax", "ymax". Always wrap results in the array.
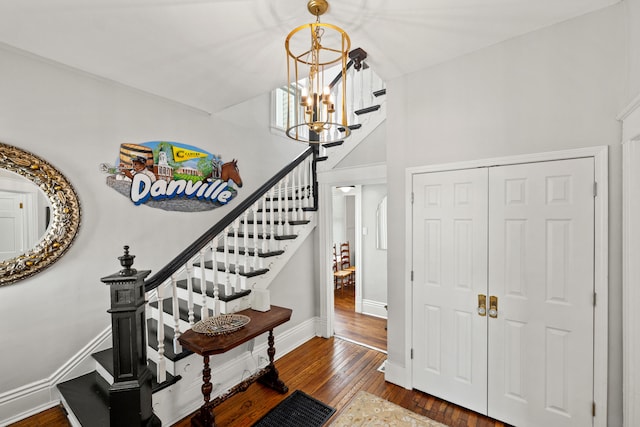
[{"xmin": 0, "ymin": 0, "xmax": 620, "ymax": 114}]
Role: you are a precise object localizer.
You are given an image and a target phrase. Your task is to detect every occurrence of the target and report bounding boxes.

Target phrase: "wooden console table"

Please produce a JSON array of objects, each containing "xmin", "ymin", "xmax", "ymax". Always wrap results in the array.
[{"xmin": 178, "ymin": 306, "xmax": 292, "ymax": 427}]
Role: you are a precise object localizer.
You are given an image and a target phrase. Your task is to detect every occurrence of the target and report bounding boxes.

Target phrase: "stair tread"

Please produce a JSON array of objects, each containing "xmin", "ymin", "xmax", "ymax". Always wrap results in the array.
[
  {"xmin": 226, "ymin": 232, "xmax": 297, "ymax": 241},
  {"xmin": 215, "ymin": 246, "xmax": 285, "ymax": 257},
  {"xmin": 255, "ymin": 207, "xmax": 299, "ymax": 212},
  {"xmin": 174, "ymin": 278, "xmax": 253, "ymax": 301},
  {"xmin": 338, "ymin": 123, "xmax": 362, "ymax": 132},
  {"xmin": 57, "ymin": 372, "xmax": 110, "ymax": 427},
  {"xmin": 242, "ymin": 219, "xmax": 310, "ymax": 226},
  {"xmin": 354, "ymin": 105, "xmax": 381, "ymax": 115},
  {"xmin": 322, "ymin": 140, "xmax": 344, "ymax": 148}
]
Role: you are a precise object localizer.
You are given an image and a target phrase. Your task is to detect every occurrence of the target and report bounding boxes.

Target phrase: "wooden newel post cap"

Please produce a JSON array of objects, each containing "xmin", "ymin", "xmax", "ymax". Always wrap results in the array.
[{"xmin": 118, "ymin": 245, "xmax": 137, "ymax": 276}]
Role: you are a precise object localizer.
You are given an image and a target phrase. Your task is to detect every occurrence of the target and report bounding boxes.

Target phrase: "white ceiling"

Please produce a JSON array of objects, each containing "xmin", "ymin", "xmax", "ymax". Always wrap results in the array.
[{"xmin": 0, "ymin": 0, "xmax": 619, "ymax": 114}]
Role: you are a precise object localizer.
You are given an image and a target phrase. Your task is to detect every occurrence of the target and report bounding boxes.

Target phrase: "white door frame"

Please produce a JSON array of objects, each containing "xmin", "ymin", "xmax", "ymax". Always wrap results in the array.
[
  {"xmin": 405, "ymin": 146, "xmax": 608, "ymax": 426},
  {"xmin": 619, "ymin": 94, "xmax": 640, "ymax": 427},
  {"xmin": 317, "ymin": 163, "xmax": 386, "ymax": 338}
]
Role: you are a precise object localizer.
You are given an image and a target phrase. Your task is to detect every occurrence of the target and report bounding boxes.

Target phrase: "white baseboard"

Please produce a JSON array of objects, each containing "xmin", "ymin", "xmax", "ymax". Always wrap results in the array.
[
  {"xmin": 0, "ymin": 326, "xmax": 111, "ymax": 425},
  {"xmin": 362, "ymin": 299, "xmax": 388, "ymax": 319}
]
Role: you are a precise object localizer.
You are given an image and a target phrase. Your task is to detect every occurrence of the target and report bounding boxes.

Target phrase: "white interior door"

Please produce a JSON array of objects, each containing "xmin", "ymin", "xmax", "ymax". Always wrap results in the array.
[
  {"xmin": 0, "ymin": 191, "xmax": 27, "ymax": 261},
  {"xmin": 487, "ymin": 158, "xmax": 595, "ymax": 427},
  {"xmin": 412, "ymin": 158, "xmax": 595, "ymax": 426},
  {"xmin": 412, "ymin": 168, "xmax": 489, "ymax": 414}
]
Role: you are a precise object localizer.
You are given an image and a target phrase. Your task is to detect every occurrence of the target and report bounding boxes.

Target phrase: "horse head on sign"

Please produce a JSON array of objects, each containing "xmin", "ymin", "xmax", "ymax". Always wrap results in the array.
[{"xmin": 220, "ymin": 159, "xmax": 243, "ymax": 188}]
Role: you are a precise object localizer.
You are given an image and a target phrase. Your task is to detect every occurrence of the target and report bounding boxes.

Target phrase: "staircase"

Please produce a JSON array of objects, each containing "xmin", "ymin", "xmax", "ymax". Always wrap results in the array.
[{"xmin": 54, "ymin": 62, "xmax": 386, "ymax": 427}]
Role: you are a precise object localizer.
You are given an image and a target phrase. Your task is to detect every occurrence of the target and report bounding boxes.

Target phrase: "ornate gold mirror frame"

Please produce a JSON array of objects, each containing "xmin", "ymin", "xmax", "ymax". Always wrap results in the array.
[{"xmin": 0, "ymin": 142, "xmax": 81, "ymax": 286}]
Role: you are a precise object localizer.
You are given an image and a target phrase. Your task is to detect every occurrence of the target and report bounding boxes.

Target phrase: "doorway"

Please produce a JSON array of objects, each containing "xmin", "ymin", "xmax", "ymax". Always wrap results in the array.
[
  {"xmin": 326, "ymin": 180, "xmax": 388, "ymax": 352},
  {"xmin": 318, "ymin": 164, "xmax": 387, "ymax": 348}
]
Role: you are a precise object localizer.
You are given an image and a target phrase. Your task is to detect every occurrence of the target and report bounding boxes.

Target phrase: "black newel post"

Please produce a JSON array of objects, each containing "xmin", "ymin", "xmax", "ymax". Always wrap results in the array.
[{"xmin": 101, "ymin": 246, "xmax": 158, "ymax": 426}]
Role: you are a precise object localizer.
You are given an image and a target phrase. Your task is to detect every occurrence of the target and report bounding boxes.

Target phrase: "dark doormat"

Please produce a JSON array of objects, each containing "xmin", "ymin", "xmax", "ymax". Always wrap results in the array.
[{"xmin": 252, "ymin": 390, "xmax": 336, "ymax": 427}]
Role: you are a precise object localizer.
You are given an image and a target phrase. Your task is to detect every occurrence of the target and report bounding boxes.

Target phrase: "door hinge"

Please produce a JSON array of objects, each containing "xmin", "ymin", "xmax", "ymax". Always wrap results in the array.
[
  {"xmin": 411, "ymin": 348, "xmax": 414, "ymax": 359},
  {"xmin": 19, "ymin": 202, "xmax": 23, "ymax": 209},
  {"xmin": 411, "ymin": 192, "xmax": 414, "ymax": 204},
  {"xmin": 593, "ymin": 182, "xmax": 597, "ymax": 197},
  {"xmin": 592, "ymin": 401, "xmax": 596, "ymax": 417},
  {"xmin": 594, "ymin": 292, "xmax": 597, "ymax": 306},
  {"xmin": 411, "ymin": 270, "xmax": 414, "ymax": 281}
]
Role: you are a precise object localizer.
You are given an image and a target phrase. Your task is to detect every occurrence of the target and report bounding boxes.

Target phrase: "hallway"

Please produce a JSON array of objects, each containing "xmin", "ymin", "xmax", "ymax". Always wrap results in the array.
[{"xmin": 334, "ymin": 286, "xmax": 387, "ymax": 352}]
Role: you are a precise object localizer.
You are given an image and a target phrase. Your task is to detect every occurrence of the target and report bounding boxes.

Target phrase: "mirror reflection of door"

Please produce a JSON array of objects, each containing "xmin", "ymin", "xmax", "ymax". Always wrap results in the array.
[
  {"xmin": 0, "ymin": 191, "xmax": 29, "ymax": 261},
  {"xmin": 0, "ymin": 170, "xmax": 50, "ymax": 262}
]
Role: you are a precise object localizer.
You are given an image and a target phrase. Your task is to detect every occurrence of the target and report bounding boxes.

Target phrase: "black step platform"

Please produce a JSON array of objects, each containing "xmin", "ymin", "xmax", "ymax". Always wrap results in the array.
[
  {"xmin": 58, "ymin": 372, "xmax": 110, "ymax": 427},
  {"xmin": 58, "ymin": 371, "xmax": 162, "ymax": 427}
]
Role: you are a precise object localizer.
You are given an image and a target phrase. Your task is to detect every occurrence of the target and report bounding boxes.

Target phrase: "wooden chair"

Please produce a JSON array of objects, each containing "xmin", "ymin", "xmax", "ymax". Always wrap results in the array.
[
  {"xmin": 333, "ymin": 244, "xmax": 350, "ymax": 293},
  {"xmin": 339, "ymin": 241, "xmax": 356, "ymax": 287}
]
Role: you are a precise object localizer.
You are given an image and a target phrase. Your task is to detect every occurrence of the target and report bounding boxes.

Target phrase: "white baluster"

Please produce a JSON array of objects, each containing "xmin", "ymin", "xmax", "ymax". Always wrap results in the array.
[
  {"xmin": 199, "ymin": 248, "xmax": 208, "ymax": 320},
  {"xmin": 224, "ymin": 226, "xmax": 232, "ymax": 296},
  {"xmin": 291, "ymin": 167, "xmax": 298, "ymax": 222},
  {"xmin": 309, "ymin": 156, "xmax": 315, "ymax": 207},
  {"xmin": 211, "ymin": 237, "xmax": 220, "ymax": 317},
  {"xmin": 262, "ymin": 194, "xmax": 269, "ymax": 253},
  {"xmin": 233, "ymin": 218, "xmax": 241, "ymax": 291},
  {"xmin": 303, "ymin": 156, "xmax": 310, "ymax": 210},
  {"xmin": 283, "ymin": 175, "xmax": 290, "ymax": 235},
  {"xmin": 186, "ymin": 260, "xmax": 195, "ymax": 326},
  {"xmin": 156, "ymin": 282, "xmax": 167, "ymax": 383},
  {"xmin": 277, "ymin": 180, "xmax": 285, "ymax": 236},
  {"xmin": 171, "ymin": 274, "xmax": 182, "ymax": 355},
  {"xmin": 252, "ymin": 202, "xmax": 260, "ymax": 269},
  {"xmin": 243, "ymin": 211, "xmax": 249, "ymax": 272},
  {"xmin": 297, "ymin": 162, "xmax": 303, "ymax": 220}
]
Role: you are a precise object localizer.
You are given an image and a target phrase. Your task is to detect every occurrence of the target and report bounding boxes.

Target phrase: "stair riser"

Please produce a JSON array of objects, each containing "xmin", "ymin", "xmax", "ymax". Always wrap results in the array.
[
  {"xmin": 191, "ymin": 266, "xmax": 248, "ymax": 290},
  {"xmin": 58, "ymin": 394, "xmax": 84, "ymax": 427},
  {"xmin": 215, "ymin": 252, "xmax": 272, "ymax": 270},
  {"xmin": 147, "ymin": 347, "xmax": 177, "ymax": 377},
  {"xmin": 95, "ymin": 362, "xmax": 113, "ymax": 385}
]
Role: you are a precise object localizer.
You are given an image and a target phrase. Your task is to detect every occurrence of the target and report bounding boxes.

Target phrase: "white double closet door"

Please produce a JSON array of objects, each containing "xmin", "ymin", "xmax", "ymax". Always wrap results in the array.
[{"xmin": 412, "ymin": 158, "xmax": 595, "ymax": 427}]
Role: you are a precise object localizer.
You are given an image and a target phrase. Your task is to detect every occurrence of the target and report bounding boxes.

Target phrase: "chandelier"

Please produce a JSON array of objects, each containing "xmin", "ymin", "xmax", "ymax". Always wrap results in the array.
[{"xmin": 285, "ymin": 0, "xmax": 351, "ymax": 144}]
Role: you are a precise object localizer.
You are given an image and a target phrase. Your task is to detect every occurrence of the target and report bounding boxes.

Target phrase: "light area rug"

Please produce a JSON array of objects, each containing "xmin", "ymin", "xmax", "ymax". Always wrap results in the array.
[{"xmin": 329, "ymin": 391, "xmax": 447, "ymax": 427}]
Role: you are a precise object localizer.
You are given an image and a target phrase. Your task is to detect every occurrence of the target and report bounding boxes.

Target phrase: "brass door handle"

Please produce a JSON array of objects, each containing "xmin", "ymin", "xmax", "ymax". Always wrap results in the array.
[
  {"xmin": 477, "ymin": 294, "xmax": 487, "ymax": 316},
  {"xmin": 489, "ymin": 296, "xmax": 498, "ymax": 318}
]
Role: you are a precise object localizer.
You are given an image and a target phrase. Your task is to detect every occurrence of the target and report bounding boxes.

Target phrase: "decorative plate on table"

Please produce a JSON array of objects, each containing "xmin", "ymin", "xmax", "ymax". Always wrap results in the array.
[{"xmin": 192, "ymin": 314, "xmax": 251, "ymax": 336}]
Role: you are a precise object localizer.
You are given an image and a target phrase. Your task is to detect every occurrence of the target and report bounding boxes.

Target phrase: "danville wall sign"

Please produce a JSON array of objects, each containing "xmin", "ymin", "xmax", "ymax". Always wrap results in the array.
[{"xmin": 101, "ymin": 141, "xmax": 243, "ymax": 212}]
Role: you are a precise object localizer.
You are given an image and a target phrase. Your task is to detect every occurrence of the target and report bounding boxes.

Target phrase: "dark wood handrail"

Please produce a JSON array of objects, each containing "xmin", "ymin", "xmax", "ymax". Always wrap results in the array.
[{"xmin": 145, "ymin": 147, "xmax": 315, "ymax": 291}]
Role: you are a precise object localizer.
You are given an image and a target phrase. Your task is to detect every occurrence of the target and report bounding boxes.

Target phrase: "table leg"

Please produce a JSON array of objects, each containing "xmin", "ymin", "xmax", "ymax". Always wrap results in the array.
[
  {"xmin": 258, "ymin": 330, "xmax": 288, "ymax": 393},
  {"xmin": 191, "ymin": 355, "xmax": 216, "ymax": 427}
]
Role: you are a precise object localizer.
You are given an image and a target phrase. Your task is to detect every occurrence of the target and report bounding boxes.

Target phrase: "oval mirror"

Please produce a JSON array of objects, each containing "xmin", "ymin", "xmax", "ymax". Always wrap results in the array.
[{"xmin": 0, "ymin": 142, "xmax": 80, "ymax": 285}]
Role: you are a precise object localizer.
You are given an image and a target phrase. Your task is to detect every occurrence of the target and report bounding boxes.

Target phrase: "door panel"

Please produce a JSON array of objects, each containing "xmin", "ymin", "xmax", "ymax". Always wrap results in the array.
[
  {"xmin": 487, "ymin": 158, "xmax": 594, "ymax": 426},
  {"xmin": 412, "ymin": 168, "xmax": 489, "ymax": 414}
]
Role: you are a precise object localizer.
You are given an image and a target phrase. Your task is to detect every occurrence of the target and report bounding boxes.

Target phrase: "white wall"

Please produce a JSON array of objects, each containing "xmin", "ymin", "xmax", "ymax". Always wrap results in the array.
[
  {"xmin": 0, "ymin": 42, "xmax": 313, "ymax": 404},
  {"xmin": 626, "ymin": 0, "xmax": 640, "ymax": 101},
  {"xmin": 361, "ymin": 184, "xmax": 387, "ymax": 305},
  {"xmin": 332, "ymin": 191, "xmax": 346, "ymax": 249},
  {"xmin": 384, "ymin": 4, "xmax": 626, "ymax": 426}
]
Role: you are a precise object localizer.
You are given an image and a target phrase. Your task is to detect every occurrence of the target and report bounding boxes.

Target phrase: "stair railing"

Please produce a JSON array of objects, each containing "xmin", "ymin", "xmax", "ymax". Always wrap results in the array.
[{"xmin": 143, "ymin": 146, "xmax": 316, "ymax": 382}]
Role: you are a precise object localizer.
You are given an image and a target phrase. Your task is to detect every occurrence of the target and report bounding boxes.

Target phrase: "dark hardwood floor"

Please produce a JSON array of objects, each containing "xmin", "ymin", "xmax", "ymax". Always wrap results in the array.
[
  {"xmin": 333, "ymin": 284, "xmax": 387, "ymax": 351},
  {"xmin": 13, "ymin": 288, "xmax": 507, "ymax": 427}
]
